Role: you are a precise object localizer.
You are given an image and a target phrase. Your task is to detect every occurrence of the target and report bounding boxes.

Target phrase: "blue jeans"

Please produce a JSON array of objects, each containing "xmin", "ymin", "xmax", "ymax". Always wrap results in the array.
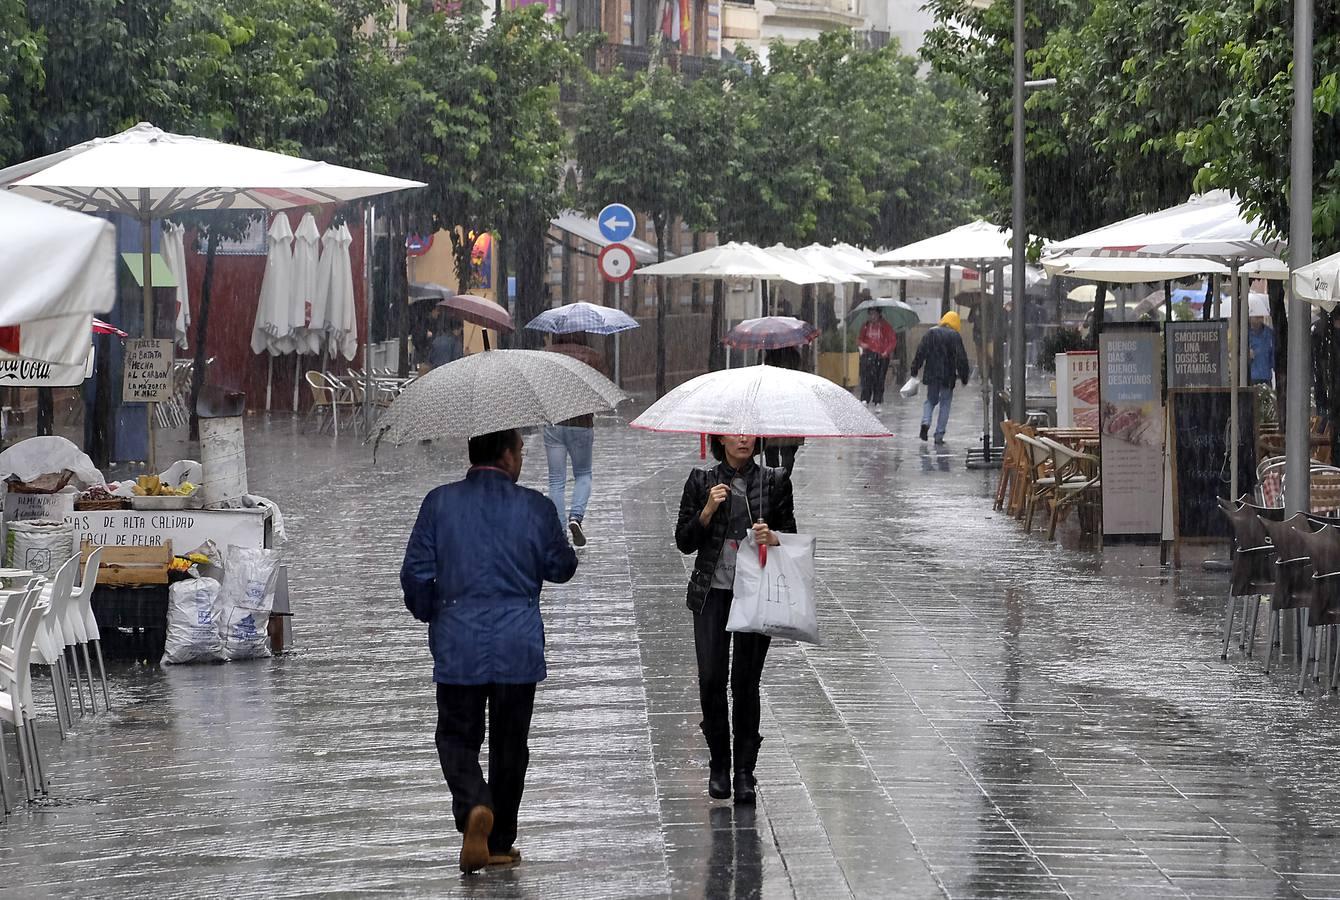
[
  {"xmin": 922, "ymin": 383, "xmax": 954, "ymax": 439},
  {"xmin": 543, "ymin": 425, "xmax": 593, "ymax": 523}
]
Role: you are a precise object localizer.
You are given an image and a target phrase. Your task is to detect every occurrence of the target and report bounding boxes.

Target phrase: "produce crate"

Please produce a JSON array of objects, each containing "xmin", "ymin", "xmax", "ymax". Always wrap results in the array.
[{"xmin": 81, "ymin": 541, "xmax": 173, "ymax": 586}]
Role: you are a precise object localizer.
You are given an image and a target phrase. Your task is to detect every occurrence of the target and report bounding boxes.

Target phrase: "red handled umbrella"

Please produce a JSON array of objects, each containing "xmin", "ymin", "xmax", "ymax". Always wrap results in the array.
[{"xmin": 722, "ymin": 316, "xmax": 819, "ymax": 350}]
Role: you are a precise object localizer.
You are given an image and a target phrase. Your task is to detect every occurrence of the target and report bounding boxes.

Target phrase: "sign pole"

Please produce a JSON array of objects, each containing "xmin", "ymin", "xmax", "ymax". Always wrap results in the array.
[
  {"xmin": 1286, "ymin": 0, "xmax": 1313, "ymax": 515},
  {"xmin": 140, "ymin": 193, "xmax": 157, "ymax": 472}
]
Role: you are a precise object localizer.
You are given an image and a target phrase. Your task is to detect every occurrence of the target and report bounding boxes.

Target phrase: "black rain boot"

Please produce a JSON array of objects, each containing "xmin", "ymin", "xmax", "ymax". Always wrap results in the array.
[
  {"xmin": 919, "ymin": 423, "xmax": 929, "ymax": 442},
  {"xmin": 733, "ymin": 771, "xmax": 756, "ymax": 805},
  {"xmin": 703, "ymin": 720, "xmax": 731, "ymax": 799},
  {"xmin": 709, "ymin": 763, "xmax": 732, "ymax": 800}
]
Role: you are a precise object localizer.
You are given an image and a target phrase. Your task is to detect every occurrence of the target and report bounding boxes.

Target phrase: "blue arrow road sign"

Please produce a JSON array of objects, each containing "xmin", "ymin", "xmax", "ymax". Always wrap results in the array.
[{"xmin": 597, "ymin": 203, "xmax": 636, "ymax": 243}]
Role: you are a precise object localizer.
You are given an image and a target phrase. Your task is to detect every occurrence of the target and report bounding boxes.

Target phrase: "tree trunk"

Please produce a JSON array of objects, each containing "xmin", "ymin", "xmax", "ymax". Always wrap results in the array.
[
  {"xmin": 496, "ymin": 228, "xmax": 511, "ymax": 349},
  {"xmin": 655, "ymin": 216, "xmax": 668, "ymax": 397},
  {"xmin": 1268, "ymin": 279, "xmax": 1288, "ymax": 432},
  {"xmin": 392, "ymin": 212, "xmax": 410, "ymax": 378},
  {"xmin": 941, "ymin": 264, "xmax": 951, "ymax": 317},
  {"xmin": 1091, "ymin": 282, "xmax": 1107, "ymax": 342},
  {"xmin": 88, "ymin": 334, "xmax": 113, "ymax": 468},
  {"xmin": 188, "ymin": 228, "xmax": 221, "ymax": 441},
  {"xmin": 514, "ymin": 218, "xmax": 546, "ymax": 351},
  {"xmin": 36, "ymin": 388, "xmax": 53, "ymax": 436},
  {"xmin": 709, "ymin": 278, "xmax": 725, "ymax": 371},
  {"xmin": 690, "ymin": 233, "xmax": 703, "ymax": 312}
]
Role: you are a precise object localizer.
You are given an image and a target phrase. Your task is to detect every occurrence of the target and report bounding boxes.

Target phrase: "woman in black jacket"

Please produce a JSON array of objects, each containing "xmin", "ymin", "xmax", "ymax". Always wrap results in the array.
[{"xmin": 675, "ymin": 434, "xmax": 796, "ymax": 804}]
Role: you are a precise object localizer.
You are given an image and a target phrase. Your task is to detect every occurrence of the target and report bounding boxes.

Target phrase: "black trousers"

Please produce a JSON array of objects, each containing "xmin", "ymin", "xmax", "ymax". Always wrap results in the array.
[
  {"xmin": 763, "ymin": 444, "xmax": 797, "ymax": 477},
  {"xmin": 694, "ymin": 588, "xmax": 771, "ymax": 774},
  {"xmin": 859, "ymin": 352, "xmax": 890, "ymax": 403},
  {"xmin": 435, "ymin": 682, "xmax": 536, "ymax": 853}
]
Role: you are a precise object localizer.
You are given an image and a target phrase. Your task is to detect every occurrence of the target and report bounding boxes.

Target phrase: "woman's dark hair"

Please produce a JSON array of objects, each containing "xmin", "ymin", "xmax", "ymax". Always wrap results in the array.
[
  {"xmin": 468, "ymin": 429, "xmax": 521, "ymax": 465},
  {"xmin": 707, "ymin": 435, "xmax": 757, "ymax": 462},
  {"xmin": 764, "ymin": 346, "xmax": 802, "ymax": 370}
]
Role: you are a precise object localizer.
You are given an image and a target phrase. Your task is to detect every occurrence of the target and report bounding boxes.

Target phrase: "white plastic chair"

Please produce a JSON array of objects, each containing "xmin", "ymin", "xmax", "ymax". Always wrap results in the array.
[
  {"xmin": 26, "ymin": 557, "xmax": 80, "ymax": 734},
  {"xmin": 69, "ymin": 548, "xmax": 109, "ymax": 710},
  {"xmin": 0, "ymin": 586, "xmax": 52, "ymax": 804}
]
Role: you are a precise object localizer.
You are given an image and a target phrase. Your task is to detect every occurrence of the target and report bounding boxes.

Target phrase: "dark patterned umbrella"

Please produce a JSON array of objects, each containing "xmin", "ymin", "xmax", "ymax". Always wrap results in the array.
[{"xmin": 722, "ymin": 316, "xmax": 820, "ymax": 350}]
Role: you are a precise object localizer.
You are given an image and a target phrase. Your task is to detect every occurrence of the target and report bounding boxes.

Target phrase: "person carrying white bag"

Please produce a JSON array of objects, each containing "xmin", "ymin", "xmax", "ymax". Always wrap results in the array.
[
  {"xmin": 728, "ymin": 531, "xmax": 819, "ymax": 646},
  {"xmin": 675, "ymin": 433, "xmax": 796, "ymax": 807}
]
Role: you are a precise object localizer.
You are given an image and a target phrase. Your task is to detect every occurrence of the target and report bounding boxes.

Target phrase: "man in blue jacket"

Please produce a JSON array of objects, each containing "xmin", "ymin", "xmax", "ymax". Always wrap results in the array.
[{"xmin": 401, "ymin": 428, "xmax": 579, "ymax": 874}]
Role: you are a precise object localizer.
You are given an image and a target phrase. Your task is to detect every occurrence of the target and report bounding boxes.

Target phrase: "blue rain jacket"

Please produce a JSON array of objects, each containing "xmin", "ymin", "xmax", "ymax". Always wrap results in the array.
[{"xmin": 401, "ymin": 467, "xmax": 578, "ymax": 685}]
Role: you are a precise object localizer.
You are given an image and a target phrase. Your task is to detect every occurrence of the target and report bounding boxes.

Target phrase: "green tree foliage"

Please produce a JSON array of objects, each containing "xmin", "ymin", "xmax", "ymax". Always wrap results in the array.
[
  {"xmin": 921, "ymin": 0, "xmax": 1111, "ymax": 239},
  {"xmin": 722, "ymin": 32, "xmax": 975, "ymax": 248},
  {"xmin": 575, "ymin": 60, "xmax": 728, "ymax": 395},
  {"xmin": 1178, "ymin": 1, "xmax": 1340, "ymax": 254},
  {"xmin": 0, "ymin": 0, "xmax": 43, "ymax": 165},
  {"xmin": 393, "ymin": 1, "xmax": 574, "ymax": 295}
]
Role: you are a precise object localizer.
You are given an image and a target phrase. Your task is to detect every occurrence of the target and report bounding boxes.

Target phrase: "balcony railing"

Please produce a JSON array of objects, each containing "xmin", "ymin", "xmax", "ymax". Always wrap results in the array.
[{"xmin": 594, "ymin": 44, "xmax": 720, "ymax": 80}]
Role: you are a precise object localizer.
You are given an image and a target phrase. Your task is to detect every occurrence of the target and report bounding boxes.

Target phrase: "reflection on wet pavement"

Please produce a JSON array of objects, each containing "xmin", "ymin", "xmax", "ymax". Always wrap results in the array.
[{"xmin": 3, "ymin": 393, "xmax": 1340, "ymax": 898}]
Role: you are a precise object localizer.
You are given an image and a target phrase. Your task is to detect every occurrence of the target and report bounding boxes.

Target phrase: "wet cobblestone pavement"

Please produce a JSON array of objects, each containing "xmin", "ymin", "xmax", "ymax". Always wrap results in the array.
[{"xmin": 5, "ymin": 392, "xmax": 1340, "ymax": 898}]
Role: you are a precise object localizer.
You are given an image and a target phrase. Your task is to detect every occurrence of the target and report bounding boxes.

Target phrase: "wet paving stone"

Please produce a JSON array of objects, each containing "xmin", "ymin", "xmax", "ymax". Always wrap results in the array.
[{"xmin": 4, "ymin": 393, "xmax": 1340, "ymax": 897}]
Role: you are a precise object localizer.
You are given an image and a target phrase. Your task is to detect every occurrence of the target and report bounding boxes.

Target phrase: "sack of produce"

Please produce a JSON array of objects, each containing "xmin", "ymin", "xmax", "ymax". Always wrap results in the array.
[
  {"xmin": 218, "ymin": 546, "xmax": 281, "ymax": 660},
  {"xmin": 5, "ymin": 519, "xmax": 74, "ymax": 579},
  {"xmin": 162, "ymin": 577, "xmax": 223, "ymax": 665}
]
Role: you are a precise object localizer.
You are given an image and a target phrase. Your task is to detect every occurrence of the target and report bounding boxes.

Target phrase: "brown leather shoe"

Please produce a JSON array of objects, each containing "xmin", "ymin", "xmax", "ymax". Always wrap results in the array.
[{"xmin": 459, "ymin": 805, "xmax": 494, "ymax": 874}]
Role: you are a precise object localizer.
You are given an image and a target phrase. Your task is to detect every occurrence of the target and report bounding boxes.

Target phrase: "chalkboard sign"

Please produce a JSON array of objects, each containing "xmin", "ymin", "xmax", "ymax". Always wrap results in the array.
[{"xmin": 1168, "ymin": 388, "xmax": 1256, "ymax": 542}]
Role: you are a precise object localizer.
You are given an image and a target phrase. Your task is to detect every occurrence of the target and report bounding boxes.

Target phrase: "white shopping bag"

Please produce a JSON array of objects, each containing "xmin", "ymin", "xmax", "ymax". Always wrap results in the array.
[
  {"xmin": 727, "ymin": 532, "xmax": 820, "ymax": 644},
  {"xmin": 899, "ymin": 376, "xmax": 921, "ymax": 398}
]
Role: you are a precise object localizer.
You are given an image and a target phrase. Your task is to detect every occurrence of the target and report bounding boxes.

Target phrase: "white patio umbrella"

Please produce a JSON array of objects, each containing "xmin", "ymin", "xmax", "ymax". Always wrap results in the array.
[
  {"xmin": 0, "ymin": 121, "xmax": 424, "ymax": 463},
  {"xmin": 1043, "ymin": 255, "xmax": 1230, "ymax": 282},
  {"xmin": 0, "ymin": 190, "xmax": 115, "ymax": 365},
  {"xmin": 638, "ymin": 241, "xmax": 827, "ymax": 285},
  {"xmin": 1052, "ymin": 190, "xmax": 1284, "ymax": 501},
  {"xmin": 764, "ymin": 244, "xmax": 856, "ymax": 284},
  {"xmin": 875, "ymin": 221, "xmax": 1039, "ymax": 460},
  {"xmin": 1292, "ymin": 251, "xmax": 1340, "ymax": 312},
  {"xmin": 289, "ymin": 212, "xmax": 321, "ymax": 408},
  {"xmin": 160, "ymin": 221, "xmax": 191, "ymax": 348},
  {"xmin": 251, "ymin": 214, "xmax": 295, "ymax": 410},
  {"xmin": 321, "ymin": 223, "xmax": 358, "ymax": 361}
]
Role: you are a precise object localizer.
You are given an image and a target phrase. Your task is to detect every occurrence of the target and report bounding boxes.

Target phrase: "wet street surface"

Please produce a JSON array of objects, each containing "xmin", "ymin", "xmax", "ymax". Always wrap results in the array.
[{"xmin": 4, "ymin": 392, "xmax": 1340, "ymax": 899}]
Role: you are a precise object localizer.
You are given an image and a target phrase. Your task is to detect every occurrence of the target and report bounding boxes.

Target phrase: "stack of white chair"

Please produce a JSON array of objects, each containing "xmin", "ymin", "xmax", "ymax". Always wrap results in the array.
[{"xmin": 0, "ymin": 580, "xmax": 53, "ymax": 810}]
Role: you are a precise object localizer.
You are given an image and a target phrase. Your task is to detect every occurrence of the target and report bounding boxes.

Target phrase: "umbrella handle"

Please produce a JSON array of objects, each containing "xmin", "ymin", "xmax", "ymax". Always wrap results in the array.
[{"xmin": 759, "ymin": 542, "xmax": 767, "ymax": 568}]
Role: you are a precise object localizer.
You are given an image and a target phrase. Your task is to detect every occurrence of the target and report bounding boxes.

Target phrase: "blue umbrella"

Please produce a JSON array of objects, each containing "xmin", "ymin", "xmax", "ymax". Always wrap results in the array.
[{"xmin": 525, "ymin": 302, "xmax": 639, "ymax": 335}]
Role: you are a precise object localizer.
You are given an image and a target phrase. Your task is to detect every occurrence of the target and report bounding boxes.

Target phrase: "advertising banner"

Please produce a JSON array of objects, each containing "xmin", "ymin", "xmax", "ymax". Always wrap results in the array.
[
  {"xmin": 1166, "ymin": 321, "xmax": 1229, "ymax": 389},
  {"xmin": 1099, "ymin": 324, "xmax": 1164, "ymax": 539}
]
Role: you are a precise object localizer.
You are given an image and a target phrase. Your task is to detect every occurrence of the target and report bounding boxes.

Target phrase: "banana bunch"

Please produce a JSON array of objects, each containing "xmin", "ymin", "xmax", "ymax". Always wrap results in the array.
[{"xmin": 132, "ymin": 475, "xmax": 196, "ymax": 496}]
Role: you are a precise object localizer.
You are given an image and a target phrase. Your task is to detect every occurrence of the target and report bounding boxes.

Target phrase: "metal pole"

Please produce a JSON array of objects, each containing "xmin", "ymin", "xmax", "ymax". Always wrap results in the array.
[
  {"xmin": 139, "ymin": 193, "xmax": 157, "ymax": 472},
  {"xmin": 1286, "ymin": 0, "xmax": 1314, "ymax": 515},
  {"xmin": 1010, "ymin": 0, "xmax": 1027, "ymax": 424},
  {"xmin": 363, "ymin": 204, "xmax": 375, "ymax": 435},
  {"xmin": 1229, "ymin": 262, "xmax": 1240, "ymax": 501}
]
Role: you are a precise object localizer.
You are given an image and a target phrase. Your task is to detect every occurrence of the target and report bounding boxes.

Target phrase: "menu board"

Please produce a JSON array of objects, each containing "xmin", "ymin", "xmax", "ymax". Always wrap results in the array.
[
  {"xmin": 1056, "ymin": 351, "xmax": 1099, "ymax": 429},
  {"xmin": 1166, "ymin": 322, "xmax": 1229, "ymax": 389},
  {"xmin": 1168, "ymin": 388, "xmax": 1256, "ymax": 543},
  {"xmin": 122, "ymin": 339, "xmax": 174, "ymax": 403},
  {"xmin": 1099, "ymin": 324, "xmax": 1164, "ymax": 539}
]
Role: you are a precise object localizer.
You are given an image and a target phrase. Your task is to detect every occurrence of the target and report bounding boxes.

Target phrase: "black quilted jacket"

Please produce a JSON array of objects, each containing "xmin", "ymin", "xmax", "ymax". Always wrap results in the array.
[{"xmin": 674, "ymin": 460, "xmax": 797, "ymax": 613}]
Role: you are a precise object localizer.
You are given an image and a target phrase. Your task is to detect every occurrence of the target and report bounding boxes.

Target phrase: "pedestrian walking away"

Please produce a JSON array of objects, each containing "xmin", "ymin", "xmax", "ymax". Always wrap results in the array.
[
  {"xmin": 858, "ymin": 306, "xmax": 896, "ymax": 412},
  {"xmin": 400, "ymin": 429, "xmax": 579, "ymax": 874},
  {"xmin": 911, "ymin": 311, "xmax": 971, "ymax": 445},
  {"xmin": 761, "ymin": 346, "xmax": 805, "ymax": 477},
  {"xmin": 676, "ymin": 434, "xmax": 796, "ymax": 805},
  {"xmin": 543, "ymin": 338, "xmax": 606, "ymax": 547}
]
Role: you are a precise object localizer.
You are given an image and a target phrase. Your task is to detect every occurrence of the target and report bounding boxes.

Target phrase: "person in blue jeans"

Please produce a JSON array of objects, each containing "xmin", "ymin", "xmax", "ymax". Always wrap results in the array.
[
  {"xmin": 910, "ymin": 311, "xmax": 971, "ymax": 446},
  {"xmin": 544, "ymin": 415, "xmax": 594, "ymax": 546}
]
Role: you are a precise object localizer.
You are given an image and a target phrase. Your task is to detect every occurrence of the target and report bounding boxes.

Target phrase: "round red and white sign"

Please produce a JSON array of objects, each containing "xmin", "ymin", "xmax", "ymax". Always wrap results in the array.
[{"xmin": 598, "ymin": 243, "xmax": 636, "ymax": 283}]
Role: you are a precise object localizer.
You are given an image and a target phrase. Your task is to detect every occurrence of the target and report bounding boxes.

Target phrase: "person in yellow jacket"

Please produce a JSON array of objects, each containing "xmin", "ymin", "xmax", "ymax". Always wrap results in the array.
[{"xmin": 910, "ymin": 311, "xmax": 971, "ymax": 445}]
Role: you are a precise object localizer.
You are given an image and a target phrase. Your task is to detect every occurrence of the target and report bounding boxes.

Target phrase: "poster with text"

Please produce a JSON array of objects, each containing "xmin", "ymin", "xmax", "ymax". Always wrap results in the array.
[
  {"xmin": 1166, "ymin": 321, "xmax": 1229, "ymax": 389},
  {"xmin": 1099, "ymin": 325, "xmax": 1164, "ymax": 538}
]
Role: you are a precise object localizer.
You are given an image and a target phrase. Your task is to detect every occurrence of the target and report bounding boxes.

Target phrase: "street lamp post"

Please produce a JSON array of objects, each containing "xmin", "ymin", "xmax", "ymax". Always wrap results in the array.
[
  {"xmin": 1286, "ymin": 0, "xmax": 1313, "ymax": 514},
  {"xmin": 1010, "ymin": 0, "xmax": 1026, "ymax": 424}
]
